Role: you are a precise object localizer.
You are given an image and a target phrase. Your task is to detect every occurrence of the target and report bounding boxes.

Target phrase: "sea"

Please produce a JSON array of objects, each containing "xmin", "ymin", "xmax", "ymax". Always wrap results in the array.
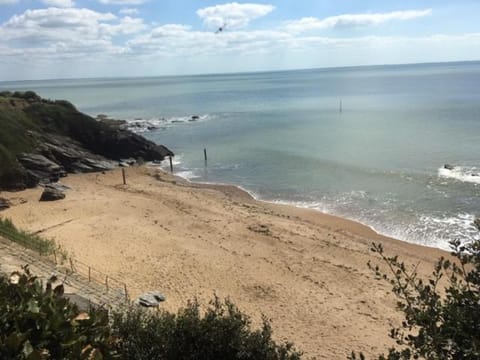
[{"xmin": 2, "ymin": 61, "xmax": 480, "ymax": 250}]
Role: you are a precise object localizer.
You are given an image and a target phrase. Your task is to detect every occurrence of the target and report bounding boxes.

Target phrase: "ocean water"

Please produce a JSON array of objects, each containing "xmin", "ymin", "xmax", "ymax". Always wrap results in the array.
[{"xmin": 2, "ymin": 62, "xmax": 480, "ymax": 250}]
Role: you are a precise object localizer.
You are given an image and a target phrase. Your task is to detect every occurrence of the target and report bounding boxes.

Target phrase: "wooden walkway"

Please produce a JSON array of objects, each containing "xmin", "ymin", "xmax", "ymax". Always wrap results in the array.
[{"xmin": 0, "ymin": 237, "xmax": 127, "ymax": 309}]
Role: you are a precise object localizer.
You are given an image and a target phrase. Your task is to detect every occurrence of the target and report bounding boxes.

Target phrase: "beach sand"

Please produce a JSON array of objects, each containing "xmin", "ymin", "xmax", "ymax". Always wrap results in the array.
[{"xmin": 1, "ymin": 166, "xmax": 448, "ymax": 359}]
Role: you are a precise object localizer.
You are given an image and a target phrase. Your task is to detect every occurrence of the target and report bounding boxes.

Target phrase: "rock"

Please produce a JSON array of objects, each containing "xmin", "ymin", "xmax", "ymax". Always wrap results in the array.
[
  {"xmin": 474, "ymin": 218, "xmax": 480, "ymax": 232},
  {"xmin": 120, "ymin": 158, "xmax": 136, "ymax": 165},
  {"xmin": 190, "ymin": 115, "xmax": 200, "ymax": 121},
  {"xmin": 39, "ymin": 134, "xmax": 116, "ymax": 173},
  {"xmin": 0, "ymin": 198, "xmax": 11, "ymax": 211},
  {"xmin": 40, "ymin": 187, "xmax": 65, "ymax": 201},
  {"xmin": 136, "ymin": 291, "xmax": 166, "ymax": 307},
  {"xmin": 444, "ymin": 164, "xmax": 455, "ymax": 170},
  {"xmin": 45, "ymin": 182, "xmax": 71, "ymax": 192},
  {"xmin": 18, "ymin": 153, "xmax": 66, "ymax": 184}
]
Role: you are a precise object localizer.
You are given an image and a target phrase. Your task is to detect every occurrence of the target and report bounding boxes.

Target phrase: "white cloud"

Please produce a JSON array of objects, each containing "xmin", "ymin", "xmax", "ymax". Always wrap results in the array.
[
  {"xmin": 0, "ymin": 0, "xmax": 18, "ymax": 4},
  {"xmin": 285, "ymin": 9, "xmax": 432, "ymax": 33},
  {"xmin": 0, "ymin": 4, "xmax": 478, "ymax": 80},
  {"xmin": 101, "ymin": 16, "xmax": 146, "ymax": 35},
  {"xmin": 197, "ymin": 2, "xmax": 275, "ymax": 29},
  {"xmin": 119, "ymin": 7, "xmax": 139, "ymax": 15},
  {"xmin": 41, "ymin": 0, "xmax": 75, "ymax": 7},
  {"xmin": 99, "ymin": 0, "xmax": 147, "ymax": 4},
  {"xmin": 0, "ymin": 7, "xmax": 144, "ymax": 59}
]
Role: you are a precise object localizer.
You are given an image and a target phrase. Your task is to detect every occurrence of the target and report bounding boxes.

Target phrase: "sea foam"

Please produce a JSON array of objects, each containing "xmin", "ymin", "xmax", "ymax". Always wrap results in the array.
[{"xmin": 438, "ymin": 166, "xmax": 480, "ymax": 184}]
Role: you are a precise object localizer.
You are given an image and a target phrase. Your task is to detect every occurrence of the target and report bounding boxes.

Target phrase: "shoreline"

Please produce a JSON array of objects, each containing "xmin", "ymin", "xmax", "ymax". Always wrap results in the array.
[
  {"xmin": 1, "ymin": 166, "xmax": 449, "ymax": 359},
  {"xmin": 160, "ymin": 163, "xmax": 450, "ymax": 252}
]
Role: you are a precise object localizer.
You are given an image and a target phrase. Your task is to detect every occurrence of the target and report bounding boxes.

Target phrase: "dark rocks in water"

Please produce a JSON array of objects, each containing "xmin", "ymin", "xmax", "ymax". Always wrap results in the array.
[
  {"xmin": 40, "ymin": 187, "xmax": 65, "ymax": 201},
  {"xmin": 137, "ymin": 291, "xmax": 166, "ymax": 307},
  {"xmin": 97, "ymin": 117, "xmax": 128, "ymax": 128},
  {"xmin": 474, "ymin": 218, "xmax": 480, "ymax": 232},
  {"xmin": 190, "ymin": 115, "xmax": 200, "ymax": 121},
  {"xmin": 0, "ymin": 198, "xmax": 11, "ymax": 211},
  {"xmin": 444, "ymin": 164, "xmax": 455, "ymax": 170}
]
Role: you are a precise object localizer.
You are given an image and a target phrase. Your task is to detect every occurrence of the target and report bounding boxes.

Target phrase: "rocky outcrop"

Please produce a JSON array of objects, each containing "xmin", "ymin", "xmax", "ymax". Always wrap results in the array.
[
  {"xmin": 0, "ymin": 91, "xmax": 174, "ymax": 190},
  {"xmin": 38, "ymin": 133, "xmax": 116, "ymax": 174},
  {"xmin": 18, "ymin": 153, "xmax": 67, "ymax": 185}
]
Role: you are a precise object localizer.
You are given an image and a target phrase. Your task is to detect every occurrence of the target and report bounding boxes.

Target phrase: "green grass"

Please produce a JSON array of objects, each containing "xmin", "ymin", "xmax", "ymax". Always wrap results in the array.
[{"xmin": 0, "ymin": 218, "xmax": 58, "ymax": 256}]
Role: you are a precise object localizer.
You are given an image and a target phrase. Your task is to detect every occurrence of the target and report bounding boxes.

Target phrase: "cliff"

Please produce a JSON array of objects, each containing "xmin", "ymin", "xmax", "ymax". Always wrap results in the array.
[{"xmin": 0, "ymin": 91, "xmax": 173, "ymax": 190}]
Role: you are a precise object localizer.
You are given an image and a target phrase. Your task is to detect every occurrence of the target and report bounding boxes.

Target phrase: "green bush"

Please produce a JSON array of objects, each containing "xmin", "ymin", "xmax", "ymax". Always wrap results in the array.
[
  {"xmin": 351, "ymin": 234, "xmax": 480, "ymax": 360},
  {"xmin": 0, "ymin": 266, "xmax": 118, "ymax": 359},
  {"xmin": 111, "ymin": 296, "xmax": 302, "ymax": 360},
  {"xmin": 0, "ymin": 265, "xmax": 301, "ymax": 360}
]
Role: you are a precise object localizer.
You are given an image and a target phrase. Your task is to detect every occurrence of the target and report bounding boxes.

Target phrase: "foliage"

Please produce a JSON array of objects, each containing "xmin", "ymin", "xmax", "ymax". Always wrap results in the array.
[
  {"xmin": 350, "ymin": 234, "xmax": 480, "ymax": 359},
  {"xmin": 0, "ymin": 266, "xmax": 118, "ymax": 359},
  {"xmin": 111, "ymin": 296, "xmax": 302, "ymax": 360},
  {"xmin": 1, "ymin": 265, "xmax": 301, "ymax": 359},
  {"xmin": 0, "ymin": 218, "xmax": 60, "ymax": 257}
]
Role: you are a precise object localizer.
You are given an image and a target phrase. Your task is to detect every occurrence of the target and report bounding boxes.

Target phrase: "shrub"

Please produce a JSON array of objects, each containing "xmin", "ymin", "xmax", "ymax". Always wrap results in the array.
[
  {"xmin": 1, "ymin": 265, "xmax": 301, "ymax": 360},
  {"xmin": 350, "ymin": 235, "xmax": 480, "ymax": 359},
  {"xmin": 112, "ymin": 296, "xmax": 302, "ymax": 360},
  {"xmin": 0, "ymin": 266, "xmax": 118, "ymax": 359}
]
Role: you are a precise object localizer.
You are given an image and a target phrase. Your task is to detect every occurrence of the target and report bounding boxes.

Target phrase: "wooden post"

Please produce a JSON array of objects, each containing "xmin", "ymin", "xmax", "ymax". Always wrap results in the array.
[
  {"xmin": 105, "ymin": 275, "xmax": 109, "ymax": 292},
  {"xmin": 124, "ymin": 283, "xmax": 128, "ymax": 302},
  {"xmin": 204, "ymin": 148, "xmax": 207, "ymax": 166},
  {"xmin": 88, "ymin": 267, "xmax": 91, "ymax": 282},
  {"xmin": 69, "ymin": 258, "xmax": 74, "ymax": 273},
  {"xmin": 122, "ymin": 168, "xmax": 126, "ymax": 185},
  {"xmin": 169, "ymin": 156, "xmax": 173, "ymax": 173},
  {"xmin": 53, "ymin": 250, "xmax": 57, "ymax": 265}
]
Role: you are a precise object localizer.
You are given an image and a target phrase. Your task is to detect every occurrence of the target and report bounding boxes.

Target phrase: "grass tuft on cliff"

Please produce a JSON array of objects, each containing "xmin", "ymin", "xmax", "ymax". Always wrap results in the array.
[{"xmin": 0, "ymin": 217, "xmax": 58, "ymax": 256}]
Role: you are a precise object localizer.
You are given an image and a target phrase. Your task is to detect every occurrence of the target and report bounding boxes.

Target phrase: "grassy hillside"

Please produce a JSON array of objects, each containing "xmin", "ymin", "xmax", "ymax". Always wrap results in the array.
[{"xmin": 0, "ymin": 93, "xmax": 38, "ymax": 188}]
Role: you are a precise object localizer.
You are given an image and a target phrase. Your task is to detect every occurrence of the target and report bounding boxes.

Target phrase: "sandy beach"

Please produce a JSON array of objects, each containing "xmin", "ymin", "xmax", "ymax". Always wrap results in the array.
[{"xmin": 1, "ymin": 166, "xmax": 448, "ymax": 359}]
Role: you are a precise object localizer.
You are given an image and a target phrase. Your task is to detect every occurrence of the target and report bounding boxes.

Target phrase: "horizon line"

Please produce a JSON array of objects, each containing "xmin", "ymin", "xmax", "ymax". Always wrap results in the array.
[{"xmin": 1, "ymin": 59, "xmax": 479, "ymax": 84}]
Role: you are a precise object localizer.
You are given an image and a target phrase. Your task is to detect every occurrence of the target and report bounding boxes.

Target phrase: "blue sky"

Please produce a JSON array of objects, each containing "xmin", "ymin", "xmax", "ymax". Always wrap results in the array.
[{"xmin": 0, "ymin": 0, "xmax": 479, "ymax": 80}]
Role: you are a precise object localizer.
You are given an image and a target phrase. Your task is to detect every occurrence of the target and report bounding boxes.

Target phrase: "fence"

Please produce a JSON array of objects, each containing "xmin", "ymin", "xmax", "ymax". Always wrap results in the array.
[
  {"xmin": 0, "ymin": 219, "xmax": 130, "ymax": 305},
  {"xmin": 67, "ymin": 257, "xmax": 130, "ymax": 303},
  {"xmin": 52, "ymin": 253, "xmax": 130, "ymax": 304}
]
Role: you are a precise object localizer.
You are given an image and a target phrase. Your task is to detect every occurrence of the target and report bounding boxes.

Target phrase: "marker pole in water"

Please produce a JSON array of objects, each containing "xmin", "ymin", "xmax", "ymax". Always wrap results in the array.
[
  {"xmin": 169, "ymin": 156, "xmax": 173, "ymax": 173},
  {"xmin": 204, "ymin": 148, "xmax": 208, "ymax": 166}
]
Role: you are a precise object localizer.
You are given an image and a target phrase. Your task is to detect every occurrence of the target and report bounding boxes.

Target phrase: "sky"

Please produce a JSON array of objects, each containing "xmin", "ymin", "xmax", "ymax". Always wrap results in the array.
[{"xmin": 0, "ymin": 0, "xmax": 480, "ymax": 80}]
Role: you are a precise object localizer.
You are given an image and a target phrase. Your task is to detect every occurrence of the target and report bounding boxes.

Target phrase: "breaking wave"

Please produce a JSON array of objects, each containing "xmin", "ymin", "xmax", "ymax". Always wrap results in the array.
[{"xmin": 438, "ymin": 165, "xmax": 480, "ymax": 185}]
